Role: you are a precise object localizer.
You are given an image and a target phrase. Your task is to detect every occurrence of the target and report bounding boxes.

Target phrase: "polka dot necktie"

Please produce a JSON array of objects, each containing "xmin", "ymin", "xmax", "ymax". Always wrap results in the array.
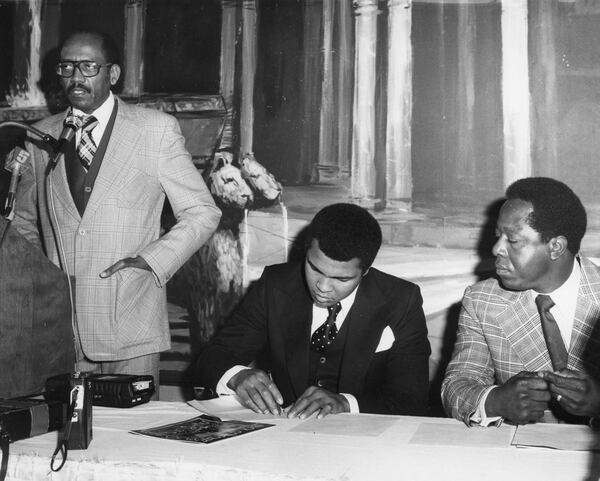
[
  {"xmin": 310, "ymin": 303, "xmax": 342, "ymax": 353},
  {"xmin": 77, "ymin": 115, "xmax": 98, "ymax": 171},
  {"xmin": 535, "ymin": 294, "xmax": 568, "ymax": 371}
]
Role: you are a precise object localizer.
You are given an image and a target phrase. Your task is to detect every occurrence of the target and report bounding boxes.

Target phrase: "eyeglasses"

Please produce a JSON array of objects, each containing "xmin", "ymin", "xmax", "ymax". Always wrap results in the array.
[{"xmin": 55, "ymin": 60, "xmax": 113, "ymax": 78}]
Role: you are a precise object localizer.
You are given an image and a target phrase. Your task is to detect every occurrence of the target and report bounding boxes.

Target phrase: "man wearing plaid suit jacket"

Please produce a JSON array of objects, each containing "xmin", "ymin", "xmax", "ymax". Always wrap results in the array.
[
  {"xmin": 12, "ymin": 31, "xmax": 221, "ymax": 386},
  {"xmin": 442, "ymin": 177, "xmax": 600, "ymax": 426}
]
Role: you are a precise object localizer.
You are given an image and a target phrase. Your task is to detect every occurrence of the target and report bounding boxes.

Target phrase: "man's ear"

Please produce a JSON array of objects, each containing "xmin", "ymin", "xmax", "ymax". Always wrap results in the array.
[
  {"xmin": 549, "ymin": 235, "xmax": 568, "ymax": 260},
  {"xmin": 109, "ymin": 64, "xmax": 121, "ymax": 86}
]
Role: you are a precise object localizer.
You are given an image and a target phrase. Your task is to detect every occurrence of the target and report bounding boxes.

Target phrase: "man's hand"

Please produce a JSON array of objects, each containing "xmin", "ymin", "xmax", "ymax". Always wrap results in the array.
[
  {"xmin": 228, "ymin": 369, "xmax": 283, "ymax": 415},
  {"xmin": 99, "ymin": 256, "xmax": 152, "ymax": 278},
  {"xmin": 485, "ymin": 371, "xmax": 551, "ymax": 424},
  {"xmin": 286, "ymin": 386, "xmax": 350, "ymax": 419},
  {"xmin": 540, "ymin": 369, "xmax": 600, "ymax": 418}
]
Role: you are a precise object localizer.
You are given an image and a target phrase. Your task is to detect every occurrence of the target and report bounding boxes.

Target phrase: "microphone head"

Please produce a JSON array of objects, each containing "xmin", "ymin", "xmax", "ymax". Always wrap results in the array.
[
  {"xmin": 64, "ymin": 114, "xmax": 83, "ymax": 131},
  {"xmin": 4, "ymin": 147, "xmax": 31, "ymax": 173}
]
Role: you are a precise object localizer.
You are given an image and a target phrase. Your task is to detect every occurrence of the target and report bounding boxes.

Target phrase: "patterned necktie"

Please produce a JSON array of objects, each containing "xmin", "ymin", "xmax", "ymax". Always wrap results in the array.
[
  {"xmin": 77, "ymin": 115, "xmax": 98, "ymax": 171},
  {"xmin": 535, "ymin": 294, "xmax": 568, "ymax": 371},
  {"xmin": 310, "ymin": 303, "xmax": 342, "ymax": 353}
]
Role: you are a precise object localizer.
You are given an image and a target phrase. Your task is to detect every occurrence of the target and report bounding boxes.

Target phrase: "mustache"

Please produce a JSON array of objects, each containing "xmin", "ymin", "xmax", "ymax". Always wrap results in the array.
[{"xmin": 67, "ymin": 83, "xmax": 90, "ymax": 93}]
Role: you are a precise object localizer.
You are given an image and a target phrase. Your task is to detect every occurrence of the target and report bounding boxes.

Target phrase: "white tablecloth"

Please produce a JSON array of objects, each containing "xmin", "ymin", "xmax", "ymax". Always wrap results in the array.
[{"xmin": 4, "ymin": 400, "xmax": 600, "ymax": 481}]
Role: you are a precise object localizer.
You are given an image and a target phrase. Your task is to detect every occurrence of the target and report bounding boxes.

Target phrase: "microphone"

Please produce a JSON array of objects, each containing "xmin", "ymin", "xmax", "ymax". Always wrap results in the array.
[
  {"xmin": 57, "ymin": 113, "xmax": 83, "ymax": 149},
  {"xmin": 3, "ymin": 147, "xmax": 31, "ymax": 220},
  {"xmin": 48, "ymin": 113, "xmax": 83, "ymax": 170}
]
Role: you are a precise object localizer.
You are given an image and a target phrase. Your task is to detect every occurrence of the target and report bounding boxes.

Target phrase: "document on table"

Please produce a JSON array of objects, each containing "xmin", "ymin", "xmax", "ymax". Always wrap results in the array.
[
  {"xmin": 189, "ymin": 396, "xmax": 283, "ymax": 421},
  {"xmin": 289, "ymin": 414, "xmax": 394, "ymax": 436},
  {"xmin": 408, "ymin": 422, "xmax": 515, "ymax": 448},
  {"xmin": 512, "ymin": 423, "xmax": 600, "ymax": 451}
]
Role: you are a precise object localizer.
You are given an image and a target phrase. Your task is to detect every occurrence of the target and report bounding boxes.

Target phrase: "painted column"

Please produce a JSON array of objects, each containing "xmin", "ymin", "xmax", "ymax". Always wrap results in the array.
[
  {"xmin": 299, "ymin": 0, "xmax": 323, "ymax": 183},
  {"xmin": 219, "ymin": 0, "xmax": 239, "ymax": 150},
  {"xmin": 240, "ymin": 0, "xmax": 257, "ymax": 156},
  {"xmin": 337, "ymin": 0, "xmax": 353, "ymax": 177},
  {"xmin": 456, "ymin": 2, "xmax": 476, "ymax": 202},
  {"xmin": 501, "ymin": 0, "xmax": 531, "ymax": 187},
  {"xmin": 351, "ymin": 0, "xmax": 379, "ymax": 205},
  {"xmin": 386, "ymin": 0, "xmax": 412, "ymax": 211},
  {"xmin": 316, "ymin": 0, "xmax": 338, "ymax": 183},
  {"xmin": 122, "ymin": 0, "xmax": 146, "ymax": 98},
  {"xmin": 530, "ymin": 0, "xmax": 558, "ymax": 177},
  {"xmin": 8, "ymin": 0, "xmax": 45, "ymax": 107}
]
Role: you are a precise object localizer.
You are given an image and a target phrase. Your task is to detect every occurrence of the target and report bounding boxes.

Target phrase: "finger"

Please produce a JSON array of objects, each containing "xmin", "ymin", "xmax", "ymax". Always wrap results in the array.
[
  {"xmin": 526, "ymin": 389, "xmax": 552, "ymax": 402},
  {"xmin": 266, "ymin": 381, "xmax": 284, "ymax": 407},
  {"xmin": 237, "ymin": 389, "xmax": 263, "ymax": 413},
  {"xmin": 297, "ymin": 399, "xmax": 324, "ymax": 419},
  {"xmin": 519, "ymin": 377, "xmax": 550, "ymax": 391},
  {"xmin": 258, "ymin": 384, "xmax": 283, "ymax": 415},
  {"xmin": 245, "ymin": 385, "xmax": 278, "ymax": 414},
  {"xmin": 287, "ymin": 396, "xmax": 309, "ymax": 418},
  {"xmin": 99, "ymin": 260, "xmax": 126, "ymax": 278},
  {"xmin": 317, "ymin": 403, "xmax": 333, "ymax": 419}
]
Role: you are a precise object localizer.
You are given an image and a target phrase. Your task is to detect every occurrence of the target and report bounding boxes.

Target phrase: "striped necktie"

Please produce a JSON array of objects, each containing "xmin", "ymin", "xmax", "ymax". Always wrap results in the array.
[{"xmin": 77, "ymin": 115, "xmax": 98, "ymax": 171}]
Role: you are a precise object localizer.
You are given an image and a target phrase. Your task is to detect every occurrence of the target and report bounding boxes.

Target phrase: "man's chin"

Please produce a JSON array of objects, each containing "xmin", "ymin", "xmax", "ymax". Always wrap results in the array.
[{"xmin": 497, "ymin": 275, "xmax": 524, "ymax": 292}]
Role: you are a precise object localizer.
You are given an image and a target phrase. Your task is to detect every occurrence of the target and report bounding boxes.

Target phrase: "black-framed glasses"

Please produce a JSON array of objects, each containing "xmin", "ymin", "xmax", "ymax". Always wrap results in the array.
[{"xmin": 55, "ymin": 61, "xmax": 113, "ymax": 78}]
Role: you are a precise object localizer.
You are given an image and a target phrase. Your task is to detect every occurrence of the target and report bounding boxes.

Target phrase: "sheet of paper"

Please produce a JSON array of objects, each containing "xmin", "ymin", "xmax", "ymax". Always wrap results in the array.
[
  {"xmin": 409, "ymin": 422, "xmax": 515, "ymax": 448},
  {"xmin": 188, "ymin": 397, "xmax": 283, "ymax": 421},
  {"xmin": 512, "ymin": 423, "xmax": 600, "ymax": 451},
  {"xmin": 289, "ymin": 414, "xmax": 394, "ymax": 436}
]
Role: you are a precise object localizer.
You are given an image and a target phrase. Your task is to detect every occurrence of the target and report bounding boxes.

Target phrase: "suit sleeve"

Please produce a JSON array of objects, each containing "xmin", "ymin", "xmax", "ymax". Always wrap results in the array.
[
  {"xmin": 137, "ymin": 114, "xmax": 221, "ymax": 285},
  {"xmin": 441, "ymin": 286, "xmax": 497, "ymax": 425},
  {"xmin": 355, "ymin": 284, "xmax": 431, "ymax": 416},
  {"xmin": 192, "ymin": 267, "xmax": 271, "ymax": 390}
]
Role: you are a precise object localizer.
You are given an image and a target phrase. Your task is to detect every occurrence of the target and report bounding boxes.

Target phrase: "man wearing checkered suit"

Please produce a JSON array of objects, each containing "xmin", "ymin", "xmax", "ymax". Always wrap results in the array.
[
  {"xmin": 12, "ymin": 31, "xmax": 221, "ymax": 387},
  {"xmin": 442, "ymin": 177, "xmax": 600, "ymax": 426}
]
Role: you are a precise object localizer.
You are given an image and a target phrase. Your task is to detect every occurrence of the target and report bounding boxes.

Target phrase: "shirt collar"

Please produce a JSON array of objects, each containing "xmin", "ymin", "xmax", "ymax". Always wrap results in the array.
[
  {"xmin": 72, "ymin": 91, "xmax": 114, "ymax": 127},
  {"xmin": 534, "ymin": 257, "xmax": 580, "ymax": 306}
]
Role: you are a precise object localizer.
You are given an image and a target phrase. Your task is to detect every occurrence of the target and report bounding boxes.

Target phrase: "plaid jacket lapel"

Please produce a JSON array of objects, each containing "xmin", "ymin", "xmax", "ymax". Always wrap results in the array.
[
  {"xmin": 570, "ymin": 257, "xmax": 600, "ymax": 375},
  {"xmin": 496, "ymin": 288, "xmax": 553, "ymax": 372}
]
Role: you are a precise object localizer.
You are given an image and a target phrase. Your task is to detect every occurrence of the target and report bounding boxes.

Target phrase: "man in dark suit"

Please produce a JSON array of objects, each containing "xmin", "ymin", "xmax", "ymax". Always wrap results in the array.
[
  {"xmin": 442, "ymin": 177, "xmax": 600, "ymax": 426},
  {"xmin": 194, "ymin": 203, "xmax": 431, "ymax": 418}
]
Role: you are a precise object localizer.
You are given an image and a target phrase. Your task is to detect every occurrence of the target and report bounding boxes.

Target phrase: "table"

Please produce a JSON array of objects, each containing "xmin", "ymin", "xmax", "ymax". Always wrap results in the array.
[{"xmin": 4, "ymin": 399, "xmax": 599, "ymax": 481}]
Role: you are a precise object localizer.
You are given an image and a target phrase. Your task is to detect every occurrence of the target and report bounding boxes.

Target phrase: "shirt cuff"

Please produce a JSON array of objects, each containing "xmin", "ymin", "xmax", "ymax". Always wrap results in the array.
[
  {"xmin": 216, "ymin": 365, "xmax": 249, "ymax": 396},
  {"xmin": 341, "ymin": 393, "xmax": 359, "ymax": 413},
  {"xmin": 470, "ymin": 386, "xmax": 503, "ymax": 427}
]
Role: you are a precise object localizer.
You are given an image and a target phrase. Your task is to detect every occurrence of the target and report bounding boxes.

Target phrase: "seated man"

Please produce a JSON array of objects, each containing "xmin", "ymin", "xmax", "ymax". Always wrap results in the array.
[
  {"xmin": 193, "ymin": 203, "xmax": 431, "ymax": 418},
  {"xmin": 442, "ymin": 177, "xmax": 600, "ymax": 426}
]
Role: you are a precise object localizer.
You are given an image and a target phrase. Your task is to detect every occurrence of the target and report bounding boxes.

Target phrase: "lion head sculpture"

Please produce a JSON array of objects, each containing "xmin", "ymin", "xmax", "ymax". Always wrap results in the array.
[
  {"xmin": 208, "ymin": 151, "xmax": 254, "ymax": 210},
  {"xmin": 240, "ymin": 152, "xmax": 282, "ymax": 203}
]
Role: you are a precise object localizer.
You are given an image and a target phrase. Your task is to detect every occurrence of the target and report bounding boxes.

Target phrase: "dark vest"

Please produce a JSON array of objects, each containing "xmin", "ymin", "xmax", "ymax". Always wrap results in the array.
[
  {"xmin": 66, "ymin": 101, "xmax": 118, "ymax": 216},
  {"xmin": 308, "ymin": 321, "xmax": 350, "ymax": 392}
]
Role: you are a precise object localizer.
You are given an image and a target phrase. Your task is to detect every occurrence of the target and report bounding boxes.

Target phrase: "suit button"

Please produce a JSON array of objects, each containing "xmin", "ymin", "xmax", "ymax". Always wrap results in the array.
[
  {"xmin": 319, "ymin": 356, "xmax": 326, "ymax": 364},
  {"xmin": 84, "ymin": 186, "xmax": 92, "ymax": 193},
  {"xmin": 317, "ymin": 380, "xmax": 323, "ymax": 387},
  {"xmin": 78, "ymin": 229, "xmax": 86, "ymax": 236}
]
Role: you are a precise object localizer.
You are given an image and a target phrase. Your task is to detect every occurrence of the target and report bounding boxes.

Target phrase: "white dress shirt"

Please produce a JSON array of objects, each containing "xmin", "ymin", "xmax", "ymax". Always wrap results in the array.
[{"xmin": 72, "ymin": 91, "xmax": 115, "ymax": 147}]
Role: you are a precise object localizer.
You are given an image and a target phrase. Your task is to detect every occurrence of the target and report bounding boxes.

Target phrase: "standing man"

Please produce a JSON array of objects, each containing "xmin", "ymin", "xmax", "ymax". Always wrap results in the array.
[
  {"xmin": 442, "ymin": 177, "xmax": 600, "ymax": 426},
  {"xmin": 13, "ymin": 31, "xmax": 221, "ymax": 387},
  {"xmin": 193, "ymin": 203, "xmax": 431, "ymax": 417}
]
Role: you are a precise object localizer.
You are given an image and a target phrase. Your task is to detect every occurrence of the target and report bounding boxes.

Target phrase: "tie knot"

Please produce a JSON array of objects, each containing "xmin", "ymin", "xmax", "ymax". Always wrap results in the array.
[
  {"xmin": 535, "ymin": 294, "xmax": 555, "ymax": 313},
  {"xmin": 81, "ymin": 115, "xmax": 98, "ymax": 131}
]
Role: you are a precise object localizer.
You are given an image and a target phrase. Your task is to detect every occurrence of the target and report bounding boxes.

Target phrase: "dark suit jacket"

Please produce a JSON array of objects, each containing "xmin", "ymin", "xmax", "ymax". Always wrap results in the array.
[{"xmin": 194, "ymin": 262, "xmax": 431, "ymax": 415}]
